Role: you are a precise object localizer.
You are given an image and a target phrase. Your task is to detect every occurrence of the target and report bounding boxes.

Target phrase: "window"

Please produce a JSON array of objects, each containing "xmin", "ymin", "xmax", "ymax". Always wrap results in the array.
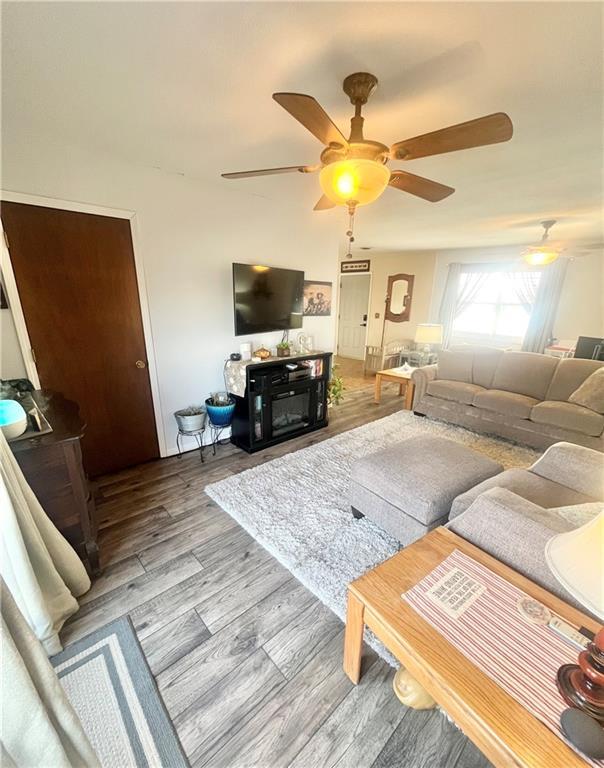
[{"xmin": 451, "ymin": 269, "xmax": 541, "ymax": 344}]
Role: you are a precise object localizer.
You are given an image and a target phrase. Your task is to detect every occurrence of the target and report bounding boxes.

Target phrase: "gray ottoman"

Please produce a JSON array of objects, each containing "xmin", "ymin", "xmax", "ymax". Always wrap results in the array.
[{"xmin": 349, "ymin": 435, "xmax": 503, "ymax": 545}]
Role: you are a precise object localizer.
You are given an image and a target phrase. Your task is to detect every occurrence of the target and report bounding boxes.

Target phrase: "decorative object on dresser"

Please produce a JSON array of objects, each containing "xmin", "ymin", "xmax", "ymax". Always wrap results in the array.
[
  {"xmin": 228, "ymin": 352, "xmax": 331, "ymax": 453},
  {"xmin": 7, "ymin": 390, "xmax": 99, "ymax": 575},
  {"xmin": 343, "ymin": 527, "xmax": 601, "ymax": 768},
  {"xmin": 0, "ymin": 399, "xmax": 28, "ymax": 439}
]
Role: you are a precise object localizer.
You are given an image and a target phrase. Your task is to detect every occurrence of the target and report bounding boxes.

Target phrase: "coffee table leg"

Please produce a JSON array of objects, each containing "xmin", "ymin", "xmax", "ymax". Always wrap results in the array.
[
  {"xmin": 374, "ymin": 374, "xmax": 382, "ymax": 404},
  {"xmin": 404, "ymin": 380, "xmax": 415, "ymax": 410},
  {"xmin": 343, "ymin": 591, "xmax": 365, "ymax": 684}
]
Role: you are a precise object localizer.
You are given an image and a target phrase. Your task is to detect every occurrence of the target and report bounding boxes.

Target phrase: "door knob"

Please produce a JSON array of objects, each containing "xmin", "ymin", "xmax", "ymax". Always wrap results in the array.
[{"xmin": 135, "ymin": 360, "xmax": 146, "ymax": 369}]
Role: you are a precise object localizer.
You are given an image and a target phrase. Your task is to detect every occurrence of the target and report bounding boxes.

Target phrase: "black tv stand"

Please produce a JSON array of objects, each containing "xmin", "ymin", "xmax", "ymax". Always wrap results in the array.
[{"xmin": 230, "ymin": 352, "xmax": 332, "ymax": 453}]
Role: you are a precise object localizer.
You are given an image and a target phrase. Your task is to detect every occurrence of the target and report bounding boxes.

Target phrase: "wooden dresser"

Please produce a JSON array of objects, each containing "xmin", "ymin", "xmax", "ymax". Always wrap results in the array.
[{"xmin": 9, "ymin": 390, "xmax": 100, "ymax": 575}]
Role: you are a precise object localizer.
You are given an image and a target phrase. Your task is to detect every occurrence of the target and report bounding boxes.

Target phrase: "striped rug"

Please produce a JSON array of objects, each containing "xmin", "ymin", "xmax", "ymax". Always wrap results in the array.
[{"xmin": 52, "ymin": 616, "xmax": 188, "ymax": 768}]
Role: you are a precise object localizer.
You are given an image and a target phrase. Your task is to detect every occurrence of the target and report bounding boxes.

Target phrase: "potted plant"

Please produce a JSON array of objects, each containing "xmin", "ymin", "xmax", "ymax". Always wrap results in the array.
[
  {"xmin": 276, "ymin": 341, "xmax": 292, "ymax": 358},
  {"xmin": 328, "ymin": 366, "xmax": 345, "ymax": 406},
  {"xmin": 205, "ymin": 391, "xmax": 235, "ymax": 427},
  {"xmin": 174, "ymin": 405, "xmax": 206, "ymax": 433}
]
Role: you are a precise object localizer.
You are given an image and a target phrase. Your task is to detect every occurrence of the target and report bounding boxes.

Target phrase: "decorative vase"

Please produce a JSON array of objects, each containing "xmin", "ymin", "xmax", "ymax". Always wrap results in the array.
[
  {"xmin": 277, "ymin": 347, "xmax": 291, "ymax": 357},
  {"xmin": 205, "ymin": 397, "xmax": 235, "ymax": 427},
  {"xmin": 174, "ymin": 408, "xmax": 206, "ymax": 433}
]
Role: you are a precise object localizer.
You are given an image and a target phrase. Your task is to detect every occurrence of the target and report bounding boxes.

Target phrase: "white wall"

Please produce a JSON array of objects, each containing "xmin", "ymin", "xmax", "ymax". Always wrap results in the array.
[
  {"xmin": 338, "ymin": 250, "xmax": 437, "ymax": 350},
  {"xmin": 428, "ymin": 246, "xmax": 604, "ymax": 343},
  {"xmin": 1, "ymin": 138, "xmax": 341, "ymax": 454}
]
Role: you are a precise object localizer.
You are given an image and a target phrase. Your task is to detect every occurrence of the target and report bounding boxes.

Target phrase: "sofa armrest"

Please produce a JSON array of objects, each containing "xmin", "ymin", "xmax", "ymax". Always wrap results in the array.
[
  {"xmin": 529, "ymin": 441, "xmax": 604, "ymax": 500},
  {"xmin": 411, "ymin": 364, "xmax": 437, "ymax": 407},
  {"xmin": 446, "ymin": 487, "xmax": 590, "ymax": 612}
]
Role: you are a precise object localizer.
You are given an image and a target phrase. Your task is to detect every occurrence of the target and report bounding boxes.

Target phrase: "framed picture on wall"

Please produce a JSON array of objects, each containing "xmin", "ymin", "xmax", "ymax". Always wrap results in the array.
[{"xmin": 303, "ymin": 280, "xmax": 332, "ymax": 316}]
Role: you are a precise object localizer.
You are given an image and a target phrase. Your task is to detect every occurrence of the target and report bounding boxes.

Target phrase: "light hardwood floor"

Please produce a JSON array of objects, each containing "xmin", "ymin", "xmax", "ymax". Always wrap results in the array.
[{"xmin": 62, "ymin": 386, "xmax": 490, "ymax": 768}]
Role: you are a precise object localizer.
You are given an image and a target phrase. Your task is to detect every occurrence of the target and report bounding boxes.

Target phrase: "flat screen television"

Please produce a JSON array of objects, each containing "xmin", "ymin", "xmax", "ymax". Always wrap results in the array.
[{"xmin": 232, "ymin": 263, "xmax": 304, "ymax": 336}]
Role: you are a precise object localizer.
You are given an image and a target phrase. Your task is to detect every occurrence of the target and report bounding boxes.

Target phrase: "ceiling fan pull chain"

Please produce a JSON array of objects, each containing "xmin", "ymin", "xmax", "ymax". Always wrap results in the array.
[{"xmin": 345, "ymin": 203, "xmax": 356, "ymax": 258}]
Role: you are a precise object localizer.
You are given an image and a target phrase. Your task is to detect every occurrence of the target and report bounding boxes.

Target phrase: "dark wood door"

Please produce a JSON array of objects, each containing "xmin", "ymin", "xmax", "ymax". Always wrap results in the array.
[{"xmin": 2, "ymin": 202, "xmax": 160, "ymax": 476}]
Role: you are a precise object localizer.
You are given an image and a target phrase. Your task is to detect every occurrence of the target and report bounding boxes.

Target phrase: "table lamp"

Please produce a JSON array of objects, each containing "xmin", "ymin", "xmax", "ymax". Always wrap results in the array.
[
  {"xmin": 414, "ymin": 324, "xmax": 443, "ymax": 355},
  {"xmin": 546, "ymin": 513, "xmax": 604, "ymax": 720}
]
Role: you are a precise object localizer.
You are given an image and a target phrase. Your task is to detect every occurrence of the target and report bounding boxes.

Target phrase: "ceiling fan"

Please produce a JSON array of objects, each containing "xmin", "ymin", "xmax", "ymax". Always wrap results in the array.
[{"xmin": 221, "ymin": 72, "xmax": 513, "ymax": 211}]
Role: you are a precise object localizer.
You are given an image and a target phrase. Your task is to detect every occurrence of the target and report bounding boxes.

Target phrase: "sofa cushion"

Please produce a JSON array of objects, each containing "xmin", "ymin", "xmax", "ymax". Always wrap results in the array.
[
  {"xmin": 351, "ymin": 435, "xmax": 503, "ymax": 526},
  {"xmin": 447, "ymin": 489, "xmax": 586, "ymax": 612},
  {"xmin": 427, "ymin": 380, "xmax": 485, "ymax": 405},
  {"xmin": 435, "ymin": 349, "xmax": 473, "ymax": 383},
  {"xmin": 473, "ymin": 389, "xmax": 538, "ymax": 419},
  {"xmin": 471, "ymin": 348, "xmax": 505, "ymax": 389},
  {"xmin": 546, "ymin": 358, "xmax": 604, "ymax": 402},
  {"xmin": 449, "ymin": 467, "xmax": 598, "ymax": 519},
  {"xmin": 569, "ymin": 367, "xmax": 604, "ymax": 413},
  {"xmin": 491, "ymin": 351, "xmax": 559, "ymax": 400},
  {"xmin": 531, "ymin": 400, "xmax": 604, "ymax": 437}
]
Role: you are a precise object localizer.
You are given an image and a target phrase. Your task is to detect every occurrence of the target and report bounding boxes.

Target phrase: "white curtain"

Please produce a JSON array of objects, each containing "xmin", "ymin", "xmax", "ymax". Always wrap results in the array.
[
  {"xmin": 522, "ymin": 260, "xmax": 569, "ymax": 353},
  {"xmin": 438, "ymin": 263, "xmax": 463, "ymax": 348},
  {"xmin": 1, "ymin": 578, "xmax": 100, "ymax": 767},
  {"xmin": 0, "ymin": 431, "xmax": 91, "ymax": 655},
  {"xmin": 439, "ymin": 263, "xmax": 489, "ymax": 347}
]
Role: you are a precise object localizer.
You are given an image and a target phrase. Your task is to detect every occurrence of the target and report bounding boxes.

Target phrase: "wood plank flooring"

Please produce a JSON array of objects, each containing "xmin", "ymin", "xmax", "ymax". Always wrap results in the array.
[{"xmin": 62, "ymin": 386, "xmax": 490, "ymax": 768}]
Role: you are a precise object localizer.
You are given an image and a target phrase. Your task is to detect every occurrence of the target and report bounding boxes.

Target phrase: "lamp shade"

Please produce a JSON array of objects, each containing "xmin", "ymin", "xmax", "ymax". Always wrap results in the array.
[
  {"xmin": 319, "ymin": 159, "xmax": 390, "ymax": 207},
  {"xmin": 414, "ymin": 323, "xmax": 443, "ymax": 345},
  {"xmin": 545, "ymin": 512, "xmax": 604, "ymax": 620}
]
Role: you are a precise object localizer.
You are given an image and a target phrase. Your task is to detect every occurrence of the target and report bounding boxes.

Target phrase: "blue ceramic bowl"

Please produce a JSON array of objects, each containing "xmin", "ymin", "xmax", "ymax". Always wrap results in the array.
[{"xmin": 205, "ymin": 397, "xmax": 235, "ymax": 427}]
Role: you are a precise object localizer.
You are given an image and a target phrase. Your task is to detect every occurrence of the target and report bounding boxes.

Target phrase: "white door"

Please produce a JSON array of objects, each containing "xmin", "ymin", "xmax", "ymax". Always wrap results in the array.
[{"xmin": 337, "ymin": 274, "xmax": 371, "ymax": 359}]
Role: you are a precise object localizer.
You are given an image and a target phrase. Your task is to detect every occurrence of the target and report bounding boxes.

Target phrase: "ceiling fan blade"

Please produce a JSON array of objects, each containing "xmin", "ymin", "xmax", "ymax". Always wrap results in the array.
[
  {"xmin": 273, "ymin": 93, "xmax": 348, "ymax": 147},
  {"xmin": 222, "ymin": 165, "xmax": 316, "ymax": 179},
  {"xmin": 389, "ymin": 170, "xmax": 454, "ymax": 202},
  {"xmin": 313, "ymin": 195, "xmax": 336, "ymax": 211},
  {"xmin": 391, "ymin": 112, "xmax": 513, "ymax": 160}
]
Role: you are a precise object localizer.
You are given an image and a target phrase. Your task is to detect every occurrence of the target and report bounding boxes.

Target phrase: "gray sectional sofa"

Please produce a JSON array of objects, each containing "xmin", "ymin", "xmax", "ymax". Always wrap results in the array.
[{"xmin": 412, "ymin": 348, "xmax": 604, "ymax": 451}]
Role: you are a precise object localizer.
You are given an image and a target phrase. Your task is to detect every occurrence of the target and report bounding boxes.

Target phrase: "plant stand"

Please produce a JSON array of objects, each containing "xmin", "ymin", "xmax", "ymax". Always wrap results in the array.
[
  {"xmin": 176, "ymin": 427, "xmax": 205, "ymax": 463},
  {"xmin": 207, "ymin": 423, "xmax": 230, "ymax": 456}
]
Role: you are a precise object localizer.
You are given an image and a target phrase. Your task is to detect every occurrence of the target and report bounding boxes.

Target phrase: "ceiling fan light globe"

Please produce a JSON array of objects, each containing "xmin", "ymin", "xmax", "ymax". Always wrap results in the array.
[
  {"xmin": 523, "ymin": 246, "xmax": 559, "ymax": 266},
  {"xmin": 319, "ymin": 159, "xmax": 390, "ymax": 206}
]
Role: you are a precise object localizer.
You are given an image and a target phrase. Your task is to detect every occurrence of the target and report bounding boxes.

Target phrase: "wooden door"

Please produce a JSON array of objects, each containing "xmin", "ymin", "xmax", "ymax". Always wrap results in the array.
[
  {"xmin": 2, "ymin": 202, "xmax": 159, "ymax": 476},
  {"xmin": 337, "ymin": 274, "xmax": 371, "ymax": 359}
]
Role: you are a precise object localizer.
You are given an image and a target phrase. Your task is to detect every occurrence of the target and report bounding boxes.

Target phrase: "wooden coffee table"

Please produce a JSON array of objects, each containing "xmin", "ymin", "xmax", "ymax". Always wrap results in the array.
[
  {"xmin": 343, "ymin": 527, "xmax": 599, "ymax": 768},
  {"xmin": 374, "ymin": 366, "xmax": 415, "ymax": 408}
]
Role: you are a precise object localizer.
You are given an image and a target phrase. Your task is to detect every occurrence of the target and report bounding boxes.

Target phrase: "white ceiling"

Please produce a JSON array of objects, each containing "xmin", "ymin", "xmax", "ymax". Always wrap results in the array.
[{"xmin": 2, "ymin": 1, "xmax": 603, "ymax": 251}]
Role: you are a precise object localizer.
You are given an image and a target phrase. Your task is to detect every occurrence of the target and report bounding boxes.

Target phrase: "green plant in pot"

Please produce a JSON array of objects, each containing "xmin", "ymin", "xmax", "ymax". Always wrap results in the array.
[
  {"xmin": 328, "ymin": 366, "xmax": 345, "ymax": 406},
  {"xmin": 276, "ymin": 341, "xmax": 292, "ymax": 358}
]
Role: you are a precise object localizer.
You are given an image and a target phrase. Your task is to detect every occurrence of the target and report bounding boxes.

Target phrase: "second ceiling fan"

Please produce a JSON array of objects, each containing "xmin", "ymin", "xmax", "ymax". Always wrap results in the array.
[{"xmin": 222, "ymin": 72, "xmax": 513, "ymax": 211}]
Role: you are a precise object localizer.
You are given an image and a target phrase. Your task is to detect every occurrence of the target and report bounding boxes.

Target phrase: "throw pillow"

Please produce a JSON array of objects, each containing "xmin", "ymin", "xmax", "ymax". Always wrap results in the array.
[
  {"xmin": 569, "ymin": 368, "xmax": 604, "ymax": 413},
  {"xmin": 436, "ymin": 349, "xmax": 473, "ymax": 383}
]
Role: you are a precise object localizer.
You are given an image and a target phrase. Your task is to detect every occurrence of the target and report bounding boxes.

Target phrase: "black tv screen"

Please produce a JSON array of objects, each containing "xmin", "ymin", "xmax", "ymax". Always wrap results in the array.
[{"xmin": 233, "ymin": 263, "xmax": 304, "ymax": 336}]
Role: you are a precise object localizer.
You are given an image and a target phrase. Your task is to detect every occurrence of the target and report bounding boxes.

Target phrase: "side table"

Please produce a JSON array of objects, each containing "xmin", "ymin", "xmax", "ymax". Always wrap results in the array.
[{"xmin": 374, "ymin": 366, "xmax": 415, "ymax": 408}]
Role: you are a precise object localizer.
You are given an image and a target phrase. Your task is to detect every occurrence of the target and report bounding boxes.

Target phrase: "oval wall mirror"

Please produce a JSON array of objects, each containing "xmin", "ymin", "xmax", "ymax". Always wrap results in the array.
[{"xmin": 385, "ymin": 273, "xmax": 414, "ymax": 323}]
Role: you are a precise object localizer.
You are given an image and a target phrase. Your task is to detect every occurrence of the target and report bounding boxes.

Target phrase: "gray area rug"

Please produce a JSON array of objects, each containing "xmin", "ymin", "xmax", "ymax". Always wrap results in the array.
[
  {"xmin": 52, "ymin": 616, "xmax": 188, "ymax": 768},
  {"xmin": 206, "ymin": 411, "xmax": 538, "ymax": 662}
]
